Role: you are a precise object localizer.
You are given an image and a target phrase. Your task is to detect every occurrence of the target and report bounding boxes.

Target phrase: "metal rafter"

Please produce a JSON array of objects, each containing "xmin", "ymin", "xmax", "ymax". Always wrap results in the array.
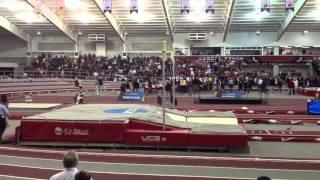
[
  {"xmin": 24, "ymin": 0, "xmax": 76, "ymax": 42},
  {"xmin": 93, "ymin": 0, "xmax": 124, "ymax": 42},
  {"xmin": 223, "ymin": 0, "xmax": 235, "ymax": 42},
  {"xmin": 161, "ymin": 0, "xmax": 174, "ymax": 42},
  {"xmin": 276, "ymin": 0, "xmax": 308, "ymax": 41},
  {"xmin": 0, "ymin": 15, "xmax": 28, "ymax": 41}
]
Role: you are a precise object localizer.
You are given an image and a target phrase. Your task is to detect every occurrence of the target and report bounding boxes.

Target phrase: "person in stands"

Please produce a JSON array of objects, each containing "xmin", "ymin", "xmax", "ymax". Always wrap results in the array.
[
  {"xmin": 133, "ymin": 79, "xmax": 140, "ymax": 92},
  {"xmin": 50, "ymin": 150, "xmax": 79, "ymax": 180},
  {"xmin": 75, "ymin": 77, "xmax": 80, "ymax": 88},
  {"xmin": 75, "ymin": 170, "xmax": 92, "ymax": 180},
  {"xmin": 1, "ymin": 94, "xmax": 9, "ymax": 108}
]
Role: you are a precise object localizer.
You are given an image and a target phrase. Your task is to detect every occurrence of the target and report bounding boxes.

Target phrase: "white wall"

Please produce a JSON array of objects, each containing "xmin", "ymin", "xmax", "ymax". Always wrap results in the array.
[
  {"xmin": 279, "ymin": 32, "xmax": 320, "ymax": 47},
  {"xmin": 0, "ymin": 36, "xmax": 27, "ymax": 65},
  {"xmin": 173, "ymin": 32, "xmax": 320, "ymax": 48},
  {"xmin": 0, "ymin": 36, "xmax": 27, "ymax": 57},
  {"xmin": 31, "ymin": 35, "xmax": 75, "ymax": 52}
]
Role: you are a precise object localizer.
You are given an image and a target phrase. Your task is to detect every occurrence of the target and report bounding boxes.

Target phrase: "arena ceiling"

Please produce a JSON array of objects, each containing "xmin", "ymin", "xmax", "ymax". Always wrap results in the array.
[{"xmin": 0, "ymin": 0, "xmax": 319, "ymax": 42}]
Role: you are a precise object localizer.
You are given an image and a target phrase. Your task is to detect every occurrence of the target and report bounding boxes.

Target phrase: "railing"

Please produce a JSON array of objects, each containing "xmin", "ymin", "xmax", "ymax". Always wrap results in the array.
[{"xmin": 0, "ymin": 70, "xmax": 166, "ymax": 82}]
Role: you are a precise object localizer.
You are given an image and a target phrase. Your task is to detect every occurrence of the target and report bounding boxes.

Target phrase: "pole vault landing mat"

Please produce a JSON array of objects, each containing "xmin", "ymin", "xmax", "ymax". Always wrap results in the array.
[{"xmin": 19, "ymin": 104, "xmax": 248, "ymax": 149}]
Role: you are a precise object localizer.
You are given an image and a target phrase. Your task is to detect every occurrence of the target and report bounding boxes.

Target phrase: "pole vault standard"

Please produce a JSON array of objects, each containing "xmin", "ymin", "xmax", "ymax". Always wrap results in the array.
[
  {"xmin": 162, "ymin": 40, "xmax": 166, "ymax": 131},
  {"xmin": 171, "ymin": 44, "xmax": 175, "ymax": 108}
]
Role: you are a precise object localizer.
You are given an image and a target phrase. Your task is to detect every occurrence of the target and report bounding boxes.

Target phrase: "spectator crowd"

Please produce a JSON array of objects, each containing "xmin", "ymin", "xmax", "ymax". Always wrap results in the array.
[{"xmin": 30, "ymin": 53, "xmax": 318, "ymax": 95}]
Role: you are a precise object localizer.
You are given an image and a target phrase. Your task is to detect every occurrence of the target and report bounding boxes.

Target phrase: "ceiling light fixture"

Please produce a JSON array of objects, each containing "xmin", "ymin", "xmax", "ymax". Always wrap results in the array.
[
  {"xmin": 256, "ymin": 29, "xmax": 261, "ymax": 35},
  {"xmin": 78, "ymin": 30, "xmax": 82, "ymax": 35},
  {"xmin": 37, "ymin": 30, "xmax": 41, "ymax": 35},
  {"xmin": 303, "ymin": 29, "xmax": 309, "ymax": 34}
]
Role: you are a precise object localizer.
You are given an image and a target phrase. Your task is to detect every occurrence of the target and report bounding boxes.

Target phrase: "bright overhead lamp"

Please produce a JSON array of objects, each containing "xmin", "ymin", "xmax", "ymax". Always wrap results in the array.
[
  {"xmin": 37, "ymin": 30, "xmax": 41, "ymax": 35},
  {"xmin": 209, "ymin": 31, "xmax": 214, "ymax": 35},
  {"xmin": 76, "ymin": 12, "xmax": 96, "ymax": 23},
  {"xmin": 5, "ymin": 0, "xmax": 25, "ymax": 11},
  {"xmin": 130, "ymin": 12, "xmax": 153, "ymax": 23},
  {"xmin": 256, "ymin": 29, "xmax": 261, "ymax": 35},
  {"xmin": 186, "ymin": 13, "xmax": 209, "ymax": 22},
  {"xmin": 64, "ymin": 0, "xmax": 83, "ymax": 10},
  {"xmin": 78, "ymin": 30, "xmax": 82, "ymax": 35},
  {"xmin": 16, "ymin": 11, "xmax": 43, "ymax": 23},
  {"xmin": 303, "ymin": 29, "xmax": 309, "ymax": 34}
]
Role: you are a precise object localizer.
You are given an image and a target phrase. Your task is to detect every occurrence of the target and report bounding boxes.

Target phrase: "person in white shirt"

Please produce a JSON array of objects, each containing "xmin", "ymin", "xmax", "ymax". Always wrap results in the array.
[
  {"xmin": 293, "ymin": 78, "xmax": 299, "ymax": 91},
  {"xmin": 50, "ymin": 150, "xmax": 79, "ymax": 180}
]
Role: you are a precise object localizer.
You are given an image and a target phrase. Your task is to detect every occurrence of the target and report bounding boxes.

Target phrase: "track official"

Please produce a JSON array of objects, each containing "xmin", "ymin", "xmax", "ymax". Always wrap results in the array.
[{"xmin": 0, "ymin": 103, "xmax": 9, "ymax": 141}]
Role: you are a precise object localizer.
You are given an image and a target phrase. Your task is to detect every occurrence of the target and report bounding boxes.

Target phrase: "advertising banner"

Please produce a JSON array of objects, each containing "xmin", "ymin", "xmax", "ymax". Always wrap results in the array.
[{"xmin": 119, "ymin": 92, "xmax": 145, "ymax": 102}]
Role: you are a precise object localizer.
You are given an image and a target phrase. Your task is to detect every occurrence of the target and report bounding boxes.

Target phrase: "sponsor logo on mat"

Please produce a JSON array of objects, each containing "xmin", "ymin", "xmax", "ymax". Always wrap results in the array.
[
  {"xmin": 54, "ymin": 127, "xmax": 89, "ymax": 136},
  {"xmin": 141, "ymin": 136, "xmax": 167, "ymax": 143},
  {"xmin": 103, "ymin": 108, "xmax": 148, "ymax": 114}
]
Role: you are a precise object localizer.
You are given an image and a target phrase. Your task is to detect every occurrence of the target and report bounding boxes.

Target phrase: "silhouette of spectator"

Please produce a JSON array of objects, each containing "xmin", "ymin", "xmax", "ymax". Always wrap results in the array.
[
  {"xmin": 75, "ymin": 170, "xmax": 92, "ymax": 180},
  {"xmin": 257, "ymin": 176, "xmax": 271, "ymax": 180},
  {"xmin": 49, "ymin": 150, "xmax": 79, "ymax": 180}
]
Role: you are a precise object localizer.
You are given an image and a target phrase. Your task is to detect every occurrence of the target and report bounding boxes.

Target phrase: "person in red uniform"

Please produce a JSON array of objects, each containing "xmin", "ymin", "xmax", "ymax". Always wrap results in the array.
[{"xmin": 287, "ymin": 78, "xmax": 295, "ymax": 95}]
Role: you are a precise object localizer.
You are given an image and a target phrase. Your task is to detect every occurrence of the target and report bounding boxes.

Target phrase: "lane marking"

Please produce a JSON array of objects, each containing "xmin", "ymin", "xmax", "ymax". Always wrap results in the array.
[
  {"xmin": 0, "ymin": 155, "xmax": 319, "ymax": 173},
  {"xmin": 0, "ymin": 174, "xmax": 46, "ymax": 180},
  {"xmin": 0, "ymin": 163, "xmax": 291, "ymax": 180},
  {"xmin": 1, "ymin": 146, "xmax": 320, "ymax": 163}
]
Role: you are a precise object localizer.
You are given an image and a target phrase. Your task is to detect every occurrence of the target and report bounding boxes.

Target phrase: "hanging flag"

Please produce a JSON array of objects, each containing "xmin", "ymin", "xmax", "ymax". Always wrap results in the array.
[
  {"xmin": 206, "ymin": 0, "xmax": 214, "ymax": 14},
  {"xmin": 35, "ymin": 0, "xmax": 43, "ymax": 17},
  {"xmin": 181, "ymin": 0, "xmax": 190, "ymax": 14},
  {"xmin": 285, "ymin": 0, "xmax": 294, "ymax": 12},
  {"xmin": 104, "ymin": 0, "xmax": 112, "ymax": 13},
  {"xmin": 56, "ymin": 0, "xmax": 65, "ymax": 15},
  {"xmin": 261, "ymin": 0, "xmax": 270, "ymax": 12},
  {"xmin": 130, "ymin": 0, "xmax": 138, "ymax": 14}
]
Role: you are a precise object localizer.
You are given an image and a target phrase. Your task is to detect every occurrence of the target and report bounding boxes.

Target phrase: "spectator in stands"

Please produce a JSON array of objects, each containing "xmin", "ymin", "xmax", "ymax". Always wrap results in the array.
[
  {"xmin": 1, "ymin": 94, "xmax": 9, "ymax": 108},
  {"xmin": 125, "ymin": 81, "xmax": 131, "ymax": 92},
  {"xmin": 0, "ymin": 102, "xmax": 9, "ymax": 142},
  {"xmin": 133, "ymin": 79, "xmax": 140, "ymax": 92},
  {"xmin": 75, "ymin": 77, "xmax": 80, "ymax": 89},
  {"xmin": 75, "ymin": 170, "xmax": 92, "ymax": 180},
  {"xmin": 50, "ymin": 150, "xmax": 79, "ymax": 180},
  {"xmin": 120, "ymin": 83, "xmax": 126, "ymax": 94},
  {"xmin": 228, "ymin": 78, "xmax": 234, "ymax": 90}
]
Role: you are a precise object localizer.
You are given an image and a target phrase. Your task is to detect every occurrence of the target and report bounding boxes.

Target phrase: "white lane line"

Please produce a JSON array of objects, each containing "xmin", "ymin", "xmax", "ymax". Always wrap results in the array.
[
  {"xmin": 0, "ymin": 162, "xmax": 290, "ymax": 180},
  {"xmin": 0, "ymin": 155, "xmax": 319, "ymax": 173},
  {"xmin": 1, "ymin": 146, "xmax": 320, "ymax": 164},
  {"xmin": 0, "ymin": 174, "xmax": 46, "ymax": 180}
]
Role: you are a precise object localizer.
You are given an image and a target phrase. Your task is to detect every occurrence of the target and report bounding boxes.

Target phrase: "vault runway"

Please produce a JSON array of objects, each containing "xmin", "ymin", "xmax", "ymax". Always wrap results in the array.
[{"xmin": 0, "ymin": 146, "xmax": 319, "ymax": 180}]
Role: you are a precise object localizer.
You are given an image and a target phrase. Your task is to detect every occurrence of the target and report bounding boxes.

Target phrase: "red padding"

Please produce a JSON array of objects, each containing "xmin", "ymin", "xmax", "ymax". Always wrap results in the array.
[
  {"xmin": 189, "ymin": 133, "xmax": 248, "ymax": 148},
  {"xmin": 21, "ymin": 120, "xmax": 127, "ymax": 143},
  {"xmin": 125, "ymin": 129, "xmax": 190, "ymax": 147}
]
